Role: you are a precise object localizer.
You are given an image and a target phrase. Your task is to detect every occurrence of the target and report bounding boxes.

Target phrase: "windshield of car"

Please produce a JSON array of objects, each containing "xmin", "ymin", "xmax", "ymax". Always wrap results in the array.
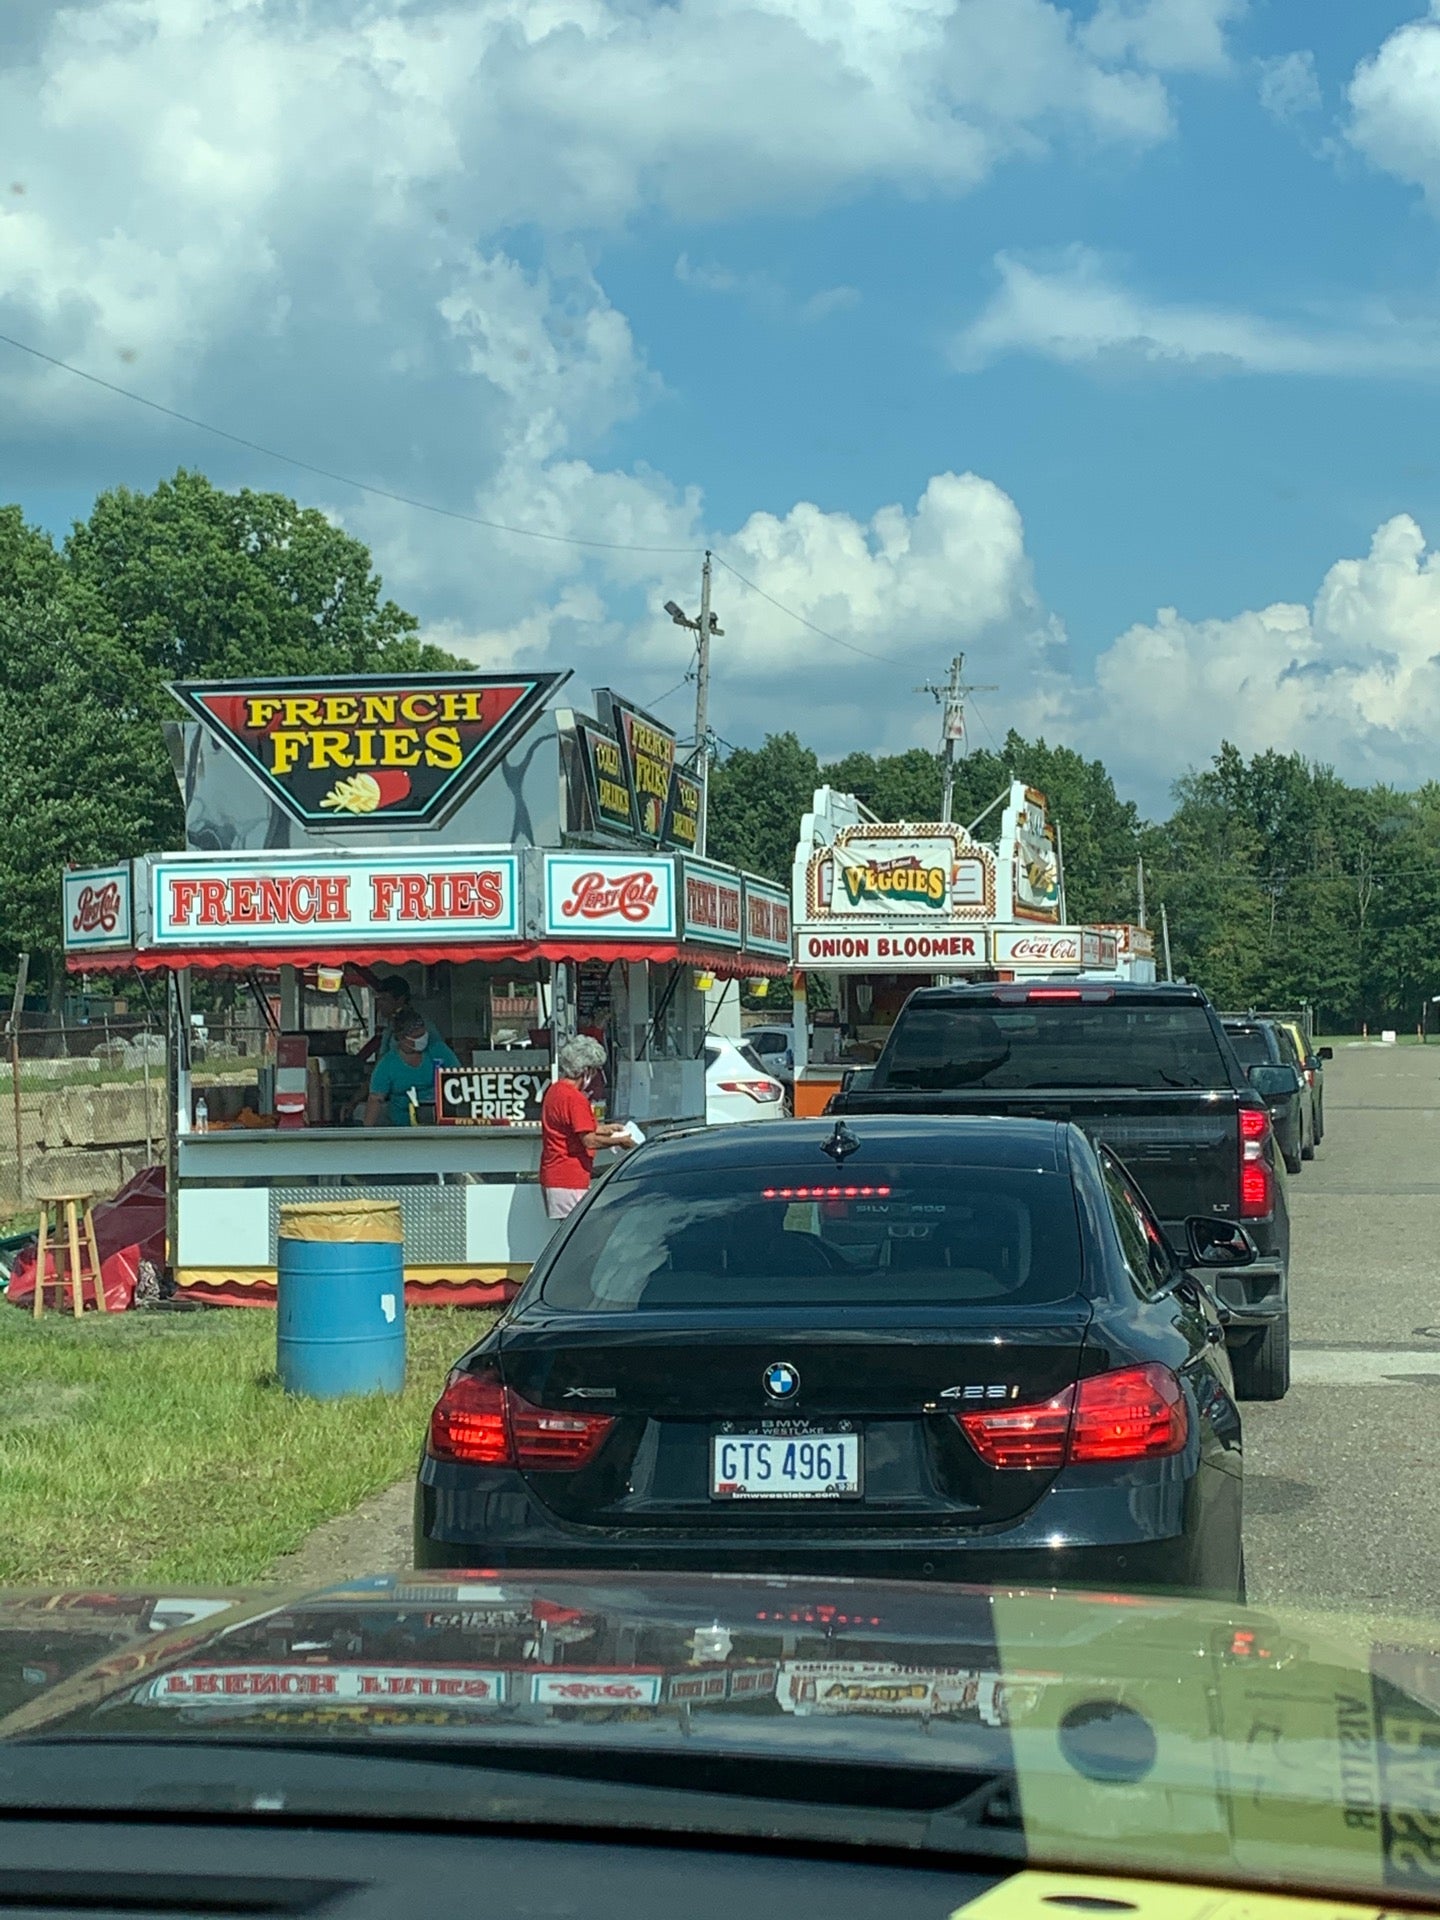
[
  {"xmin": 8, "ymin": 0, "xmax": 1440, "ymax": 1894},
  {"xmin": 1222, "ymin": 1026, "xmax": 1272, "ymax": 1068},
  {"xmin": 873, "ymin": 1003, "xmax": 1230, "ymax": 1091},
  {"xmin": 539, "ymin": 1165, "xmax": 1083, "ymax": 1310}
]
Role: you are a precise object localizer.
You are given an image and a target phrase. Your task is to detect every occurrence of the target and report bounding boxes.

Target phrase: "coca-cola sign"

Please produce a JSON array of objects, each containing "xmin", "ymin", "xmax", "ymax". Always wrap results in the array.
[
  {"xmin": 62, "ymin": 865, "xmax": 133, "ymax": 951},
  {"xmin": 993, "ymin": 929, "xmax": 1083, "ymax": 969},
  {"xmin": 544, "ymin": 855, "xmax": 674, "ymax": 938}
]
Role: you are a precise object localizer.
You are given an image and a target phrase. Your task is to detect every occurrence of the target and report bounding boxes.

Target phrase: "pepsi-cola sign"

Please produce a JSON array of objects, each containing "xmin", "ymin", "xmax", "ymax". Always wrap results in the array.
[{"xmin": 62, "ymin": 864, "xmax": 133, "ymax": 952}]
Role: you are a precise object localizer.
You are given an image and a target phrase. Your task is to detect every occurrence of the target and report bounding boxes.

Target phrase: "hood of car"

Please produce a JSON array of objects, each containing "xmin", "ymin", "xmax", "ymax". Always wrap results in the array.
[{"xmin": 0, "ymin": 1571, "xmax": 1431, "ymax": 1902}]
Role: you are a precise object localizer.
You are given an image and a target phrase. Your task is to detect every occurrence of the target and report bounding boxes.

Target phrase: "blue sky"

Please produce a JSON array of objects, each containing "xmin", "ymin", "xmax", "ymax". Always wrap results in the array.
[{"xmin": 5, "ymin": 0, "xmax": 1440, "ymax": 813}]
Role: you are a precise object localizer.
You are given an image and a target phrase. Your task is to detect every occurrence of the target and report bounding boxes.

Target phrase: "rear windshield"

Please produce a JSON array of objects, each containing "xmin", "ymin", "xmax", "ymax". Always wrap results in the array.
[
  {"xmin": 540, "ymin": 1165, "xmax": 1083, "ymax": 1311},
  {"xmin": 873, "ymin": 1002, "xmax": 1229, "ymax": 1092},
  {"xmin": 1222, "ymin": 1026, "xmax": 1272, "ymax": 1068}
]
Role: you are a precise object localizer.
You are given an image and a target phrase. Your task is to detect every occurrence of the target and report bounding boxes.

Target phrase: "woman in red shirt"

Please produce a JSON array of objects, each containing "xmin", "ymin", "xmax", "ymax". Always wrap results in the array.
[{"xmin": 539, "ymin": 1036, "xmax": 633, "ymax": 1222}]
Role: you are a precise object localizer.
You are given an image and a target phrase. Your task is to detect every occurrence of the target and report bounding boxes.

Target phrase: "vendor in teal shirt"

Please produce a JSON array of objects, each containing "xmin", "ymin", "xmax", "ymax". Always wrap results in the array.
[{"xmin": 363, "ymin": 1011, "xmax": 459, "ymax": 1126}]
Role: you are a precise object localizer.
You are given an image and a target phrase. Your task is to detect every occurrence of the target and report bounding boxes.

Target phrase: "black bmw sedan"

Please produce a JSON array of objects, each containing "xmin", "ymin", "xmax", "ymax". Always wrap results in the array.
[{"xmin": 416, "ymin": 1116, "xmax": 1246, "ymax": 1598}]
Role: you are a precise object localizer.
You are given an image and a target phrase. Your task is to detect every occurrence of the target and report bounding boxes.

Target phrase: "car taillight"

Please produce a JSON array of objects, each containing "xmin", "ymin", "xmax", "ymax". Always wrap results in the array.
[
  {"xmin": 429, "ymin": 1369, "xmax": 510, "ymax": 1464},
  {"xmin": 958, "ymin": 1392, "xmax": 1072, "ymax": 1469},
  {"xmin": 428, "ymin": 1367, "xmax": 615, "ymax": 1470},
  {"xmin": 1067, "ymin": 1364, "xmax": 1186, "ymax": 1462},
  {"xmin": 1238, "ymin": 1104, "xmax": 1272, "ymax": 1217},
  {"xmin": 507, "ymin": 1395, "xmax": 616, "ymax": 1469},
  {"xmin": 717, "ymin": 1079, "xmax": 781, "ymax": 1102},
  {"xmin": 1240, "ymin": 1159, "xmax": 1272, "ymax": 1217},
  {"xmin": 959, "ymin": 1364, "xmax": 1187, "ymax": 1469}
]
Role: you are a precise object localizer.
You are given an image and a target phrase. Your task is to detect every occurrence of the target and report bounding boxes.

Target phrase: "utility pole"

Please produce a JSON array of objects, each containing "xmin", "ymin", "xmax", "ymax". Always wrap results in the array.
[
  {"xmin": 1136, "ymin": 857, "xmax": 1147, "ymax": 930},
  {"xmin": 1160, "ymin": 903, "xmax": 1173, "ymax": 982},
  {"xmin": 694, "ymin": 553, "xmax": 713, "ymax": 792},
  {"xmin": 916, "ymin": 654, "xmax": 997, "ymax": 824},
  {"xmin": 663, "ymin": 553, "xmax": 722, "ymax": 854}
]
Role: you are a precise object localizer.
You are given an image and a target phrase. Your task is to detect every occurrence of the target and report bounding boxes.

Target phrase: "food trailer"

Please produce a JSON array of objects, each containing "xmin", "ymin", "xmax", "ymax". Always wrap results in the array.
[
  {"xmin": 789, "ymin": 781, "xmax": 1148, "ymax": 1114},
  {"xmin": 63, "ymin": 672, "xmax": 789, "ymax": 1305}
]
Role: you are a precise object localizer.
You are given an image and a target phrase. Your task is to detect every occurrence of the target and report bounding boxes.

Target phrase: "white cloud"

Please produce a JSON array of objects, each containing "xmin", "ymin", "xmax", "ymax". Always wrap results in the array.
[
  {"xmin": 1258, "ymin": 49, "xmax": 1322, "ymax": 126},
  {"xmin": 1349, "ymin": 6, "xmax": 1440, "ymax": 205},
  {"xmin": 1083, "ymin": 0, "xmax": 1245, "ymax": 76},
  {"xmin": 0, "ymin": 0, "xmax": 1265, "ymax": 780},
  {"xmin": 952, "ymin": 247, "xmax": 1440, "ymax": 376},
  {"xmin": 1039, "ymin": 514, "xmax": 1440, "ymax": 806},
  {"xmin": 675, "ymin": 253, "xmax": 859, "ymax": 323},
  {"xmin": 0, "ymin": 0, "xmax": 1187, "ymax": 412},
  {"xmin": 0, "ymin": 0, "xmax": 1208, "ymax": 721}
]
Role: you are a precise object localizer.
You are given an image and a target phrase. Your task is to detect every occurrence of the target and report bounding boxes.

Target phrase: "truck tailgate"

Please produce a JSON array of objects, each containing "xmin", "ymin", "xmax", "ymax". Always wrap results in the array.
[{"xmin": 836, "ymin": 1088, "xmax": 1237, "ymax": 1222}]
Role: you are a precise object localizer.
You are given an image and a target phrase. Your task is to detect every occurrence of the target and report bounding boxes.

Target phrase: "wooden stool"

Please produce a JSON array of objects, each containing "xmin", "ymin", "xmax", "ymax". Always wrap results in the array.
[{"xmin": 32, "ymin": 1193, "xmax": 107, "ymax": 1319}]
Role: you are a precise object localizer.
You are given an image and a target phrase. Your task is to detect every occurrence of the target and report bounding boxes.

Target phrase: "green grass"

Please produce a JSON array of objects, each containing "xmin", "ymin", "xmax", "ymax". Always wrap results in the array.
[{"xmin": 0, "ymin": 1307, "xmax": 488, "ymax": 1587}]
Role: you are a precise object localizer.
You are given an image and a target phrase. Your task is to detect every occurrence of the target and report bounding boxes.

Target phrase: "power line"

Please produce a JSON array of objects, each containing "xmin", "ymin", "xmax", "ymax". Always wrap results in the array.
[
  {"xmin": 965, "ymin": 690, "xmax": 1004, "ymax": 754},
  {"xmin": 0, "ymin": 323, "xmax": 972, "ymax": 669},
  {"xmin": 710, "ymin": 552, "xmax": 904, "ymax": 666},
  {"xmin": 648, "ymin": 667, "xmax": 696, "ymax": 710},
  {"xmin": 0, "ymin": 327, "xmax": 699, "ymax": 556}
]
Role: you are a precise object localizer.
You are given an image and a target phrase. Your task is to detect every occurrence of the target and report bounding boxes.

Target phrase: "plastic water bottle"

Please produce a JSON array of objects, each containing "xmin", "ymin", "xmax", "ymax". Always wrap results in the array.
[{"xmin": 194, "ymin": 1096, "xmax": 209, "ymax": 1134}]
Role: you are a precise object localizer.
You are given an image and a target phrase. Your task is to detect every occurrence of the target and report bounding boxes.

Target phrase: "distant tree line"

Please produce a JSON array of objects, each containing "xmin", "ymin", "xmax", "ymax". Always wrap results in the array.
[
  {"xmin": 0, "ymin": 471, "xmax": 458, "ymax": 1004},
  {"xmin": 710, "ymin": 732, "xmax": 1440, "ymax": 1033},
  {"xmin": 2, "ymin": 470, "xmax": 1433, "ymax": 1032}
]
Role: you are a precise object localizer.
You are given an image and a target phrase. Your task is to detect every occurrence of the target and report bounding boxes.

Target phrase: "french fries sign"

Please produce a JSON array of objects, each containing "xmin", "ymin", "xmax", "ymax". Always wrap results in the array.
[{"xmin": 170, "ymin": 673, "xmax": 565, "ymax": 829}]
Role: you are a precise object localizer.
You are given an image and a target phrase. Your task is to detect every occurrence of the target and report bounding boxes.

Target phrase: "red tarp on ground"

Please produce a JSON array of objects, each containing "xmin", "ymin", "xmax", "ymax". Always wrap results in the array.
[
  {"xmin": 7, "ymin": 1167, "xmax": 520, "ymax": 1312},
  {"xmin": 7, "ymin": 1165, "xmax": 166, "ymax": 1313}
]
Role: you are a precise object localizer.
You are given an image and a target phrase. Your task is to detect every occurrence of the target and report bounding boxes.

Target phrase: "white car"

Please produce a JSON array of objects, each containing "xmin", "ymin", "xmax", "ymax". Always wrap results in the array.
[{"xmin": 704, "ymin": 1037, "xmax": 786, "ymax": 1125}]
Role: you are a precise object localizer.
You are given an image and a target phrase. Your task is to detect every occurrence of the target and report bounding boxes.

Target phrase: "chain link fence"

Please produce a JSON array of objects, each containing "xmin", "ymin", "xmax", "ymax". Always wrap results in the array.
[
  {"xmin": 0, "ymin": 1010, "xmax": 292, "ymax": 1227},
  {"xmin": 0, "ymin": 1015, "xmax": 173, "ymax": 1228}
]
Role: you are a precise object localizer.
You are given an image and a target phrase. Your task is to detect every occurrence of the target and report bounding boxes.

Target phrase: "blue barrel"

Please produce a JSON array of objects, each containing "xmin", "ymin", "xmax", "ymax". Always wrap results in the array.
[{"xmin": 276, "ymin": 1200, "xmax": 406, "ymax": 1399}]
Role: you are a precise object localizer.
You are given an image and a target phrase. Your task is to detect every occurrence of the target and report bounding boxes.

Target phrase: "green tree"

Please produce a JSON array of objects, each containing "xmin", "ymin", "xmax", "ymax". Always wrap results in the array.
[
  {"xmin": 0, "ymin": 471, "xmax": 458, "ymax": 987},
  {"xmin": 941, "ymin": 732, "xmax": 1141, "ymax": 923},
  {"xmin": 821, "ymin": 748, "xmax": 942, "ymax": 821},
  {"xmin": 708, "ymin": 732, "xmax": 822, "ymax": 880}
]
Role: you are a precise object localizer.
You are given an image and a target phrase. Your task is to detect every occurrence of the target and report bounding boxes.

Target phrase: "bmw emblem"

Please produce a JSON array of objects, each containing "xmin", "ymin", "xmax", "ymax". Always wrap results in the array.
[{"xmin": 763, "ymin": 1361, "xmax": 800, "ymax": 1402}]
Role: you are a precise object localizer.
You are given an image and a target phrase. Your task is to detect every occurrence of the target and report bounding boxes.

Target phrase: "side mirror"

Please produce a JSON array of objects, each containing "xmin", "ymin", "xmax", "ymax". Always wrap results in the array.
[
  {"xmin": 1248, "ymin": 1062, "xmax": 1303, "ymax": 1101},
  {"xmin": 1317, "ymin": 1045, "xmax": 1333, "ymax": 1062},
  {"xmin": 1186, "ymin": 1217, "xmax": 1259, "ymax": 1268}
]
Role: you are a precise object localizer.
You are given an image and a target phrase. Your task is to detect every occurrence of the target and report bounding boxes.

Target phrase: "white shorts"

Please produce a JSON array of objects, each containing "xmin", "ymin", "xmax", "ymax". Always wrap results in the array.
[{"xmin": 542, "ymin": 1185, "xmax": 587, "ymax": 1222}]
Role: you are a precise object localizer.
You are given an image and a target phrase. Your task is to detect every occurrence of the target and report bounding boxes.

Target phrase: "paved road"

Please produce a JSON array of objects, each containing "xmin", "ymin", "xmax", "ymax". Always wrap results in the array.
[
  {"xmin": 272, "ymin": 1041, "xmax": 1440, "ymax": 1608},
  {"xmin": 1245, "ymin": 1040, "xmax": 1440, "ymax": 1619}
]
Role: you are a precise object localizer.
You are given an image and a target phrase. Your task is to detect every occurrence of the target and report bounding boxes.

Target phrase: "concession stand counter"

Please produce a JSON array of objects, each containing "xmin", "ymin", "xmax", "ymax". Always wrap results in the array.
[
  {"xmin": 789, "ymin": 781, "xmax": 1147, "ymax": 1116},
  {"xmin": 63, "ymin": 672, "xmax": 788, "ymax": 1306}
]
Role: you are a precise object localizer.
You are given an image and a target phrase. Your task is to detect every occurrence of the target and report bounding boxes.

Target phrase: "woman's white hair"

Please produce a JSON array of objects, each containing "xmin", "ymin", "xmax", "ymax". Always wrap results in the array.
[{"xmin": 557, "ymin": 1035, "xmax": 607, "ymax": 1078}]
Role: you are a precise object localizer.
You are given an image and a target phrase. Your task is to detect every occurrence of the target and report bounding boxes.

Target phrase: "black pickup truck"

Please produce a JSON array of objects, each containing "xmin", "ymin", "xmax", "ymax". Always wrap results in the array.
[{"xmin": 830, "ymin": 980, "xmax": 1291, "ymax": 1399}]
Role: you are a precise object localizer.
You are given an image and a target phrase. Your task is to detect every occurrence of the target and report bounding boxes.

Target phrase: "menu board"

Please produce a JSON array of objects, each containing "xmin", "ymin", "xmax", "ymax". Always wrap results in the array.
[
  {"xmin": 596, "ymin": 691, "xmax": 676, "ymax": 843},
  {"xmin": 574, "ymin": 719, "xmax": 636, "ymax": 836},
  {"xmin": 662, "ymin": 766, "xmax": 702, "ymax": 852},
  {"xmin": 436, "ymin": 1053, "xmax": 549, "ymax": 1126}
]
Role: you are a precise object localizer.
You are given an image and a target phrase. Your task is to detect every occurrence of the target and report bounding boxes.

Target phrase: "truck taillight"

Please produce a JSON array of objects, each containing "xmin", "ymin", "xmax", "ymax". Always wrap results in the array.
[
  {"xmin": 1240, "ymin": 1160, "xmax": 1272, "ymax": 1218},
  {"xmin": 1239, "ymin": 1105, "xmax": 1272, "ymax": 1218}
]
